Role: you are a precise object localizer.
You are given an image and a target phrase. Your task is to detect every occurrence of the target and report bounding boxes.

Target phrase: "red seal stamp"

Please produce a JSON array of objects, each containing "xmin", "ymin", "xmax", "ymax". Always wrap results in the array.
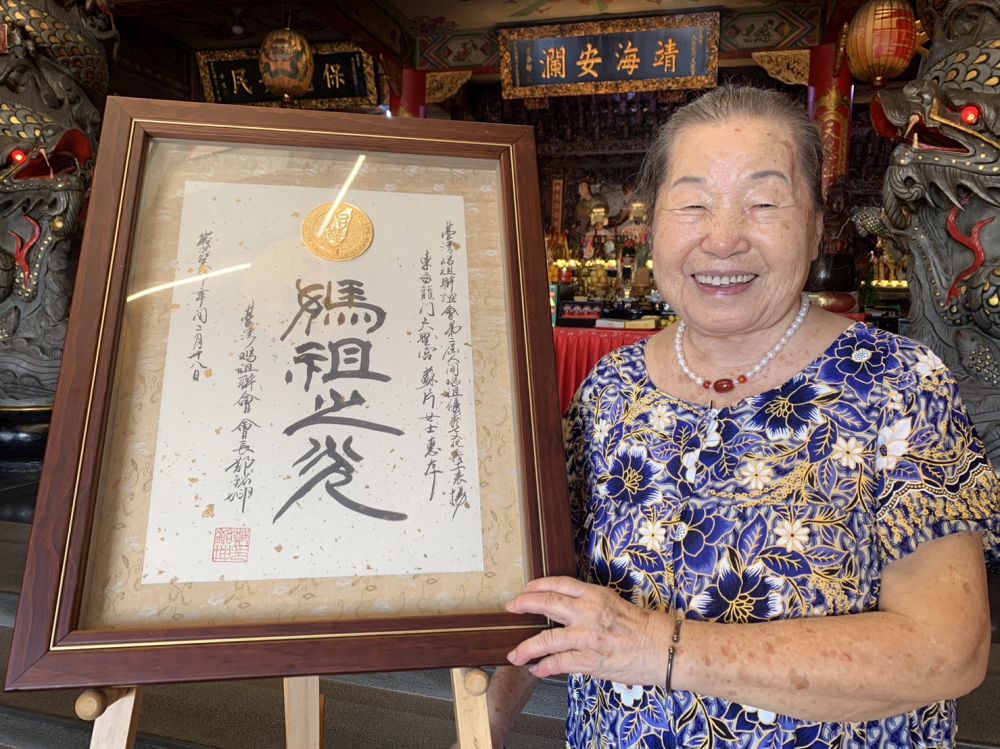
[{"xmin": 212, "ymin": 527, "xmax": 250, "ymax": 562}]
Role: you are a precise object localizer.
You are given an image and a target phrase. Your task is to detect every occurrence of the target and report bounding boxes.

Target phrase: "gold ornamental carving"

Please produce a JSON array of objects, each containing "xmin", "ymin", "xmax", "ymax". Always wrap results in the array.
[
  {"xmin": 815, "ymin": 87, "xmax": 850, "ymax": 113},
  {"xmin": 425, "ymin": 71, "xmax": 473, "ymax": 104},
  {"xmin": 751, "ymin": 51, "xmax": 811, "ymax": 86}
]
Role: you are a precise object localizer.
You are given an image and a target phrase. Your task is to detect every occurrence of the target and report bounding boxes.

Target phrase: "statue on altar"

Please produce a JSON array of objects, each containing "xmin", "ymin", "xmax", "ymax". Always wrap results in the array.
[
  {"xmin": 574, "ymin": 179, "xmax": 608, "ymax": 236},
  {"xmin": 581, "ymin": 206, "xmax": 615, "ymax": 261},
  {"xmin": 616, "ymin": 200, "xmax": 652, "ymax": 267},
  {"xmin": 875, "ymin": 0, "xmax": 1000, "ymax": 467},
  {"xmin": 599, "ymin": 180, "xmax": 636, "ymax": 228}
]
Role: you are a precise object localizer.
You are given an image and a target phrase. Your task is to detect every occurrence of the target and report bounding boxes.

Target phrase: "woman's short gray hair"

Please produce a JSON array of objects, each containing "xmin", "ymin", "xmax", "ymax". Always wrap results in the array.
[{"xmin": 636, "ymin": 85, "xmax": 825, "ymax": 214}]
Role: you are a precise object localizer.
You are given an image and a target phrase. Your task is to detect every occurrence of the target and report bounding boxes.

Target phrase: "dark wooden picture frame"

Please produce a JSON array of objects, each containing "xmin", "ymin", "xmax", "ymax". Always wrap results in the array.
[{"xmin": 6, "ymin": 97, "xmax": 573, "ymax": 691}]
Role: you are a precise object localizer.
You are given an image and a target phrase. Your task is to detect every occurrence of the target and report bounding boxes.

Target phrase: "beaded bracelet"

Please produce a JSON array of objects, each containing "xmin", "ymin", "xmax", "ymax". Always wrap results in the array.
[{"xmin": 665, "ymin": 616, "xmax": 683, "ymax": 692}]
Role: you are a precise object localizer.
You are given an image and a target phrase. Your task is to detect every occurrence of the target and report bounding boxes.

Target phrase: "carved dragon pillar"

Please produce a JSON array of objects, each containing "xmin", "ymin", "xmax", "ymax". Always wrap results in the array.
[
  {"xmin": 0, "ymin": 1, "xmax": 115, "ymax": 473},
  {"xmin": 874, "ymin": 0, "xmax": 1000, "ymax": 469}
]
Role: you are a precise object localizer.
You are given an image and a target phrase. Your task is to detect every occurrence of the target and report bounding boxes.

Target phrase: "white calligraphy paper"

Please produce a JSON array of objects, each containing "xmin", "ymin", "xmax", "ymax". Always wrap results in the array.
[{"xmin": 142, "ymin": 182, "xmax": 483, "ymax": 583}]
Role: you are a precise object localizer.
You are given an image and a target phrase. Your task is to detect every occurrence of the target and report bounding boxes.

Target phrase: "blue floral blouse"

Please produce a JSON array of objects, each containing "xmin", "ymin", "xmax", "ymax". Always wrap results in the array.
[{"xmin": 564, "ymin": 324, "xmax": 999, "ymax": 749}]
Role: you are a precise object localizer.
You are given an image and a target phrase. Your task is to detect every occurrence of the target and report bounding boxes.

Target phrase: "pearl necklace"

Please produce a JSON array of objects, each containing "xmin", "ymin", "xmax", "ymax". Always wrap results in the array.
[{"xmin": 674, "ymin": 293, "xmax": 811, "ymax": 394}]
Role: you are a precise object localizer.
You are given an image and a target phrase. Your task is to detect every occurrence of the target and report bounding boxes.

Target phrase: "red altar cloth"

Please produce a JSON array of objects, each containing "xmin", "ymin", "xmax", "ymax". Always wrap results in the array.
[{"xmin": 553, "ymin": 327, "xmax": 657, "ymax": 413}]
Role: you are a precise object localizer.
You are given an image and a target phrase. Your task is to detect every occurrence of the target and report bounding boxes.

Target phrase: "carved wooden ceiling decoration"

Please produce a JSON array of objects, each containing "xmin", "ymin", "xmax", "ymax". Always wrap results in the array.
[{"xmin": 109, "ymin": 0, "xmax": 828, "ymax": 69}]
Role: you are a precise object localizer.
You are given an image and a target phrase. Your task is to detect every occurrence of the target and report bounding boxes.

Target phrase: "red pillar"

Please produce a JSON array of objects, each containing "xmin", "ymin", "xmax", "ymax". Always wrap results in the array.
[
  {"xmin": 389, "ymin": 69, "xmax": 427, "ymax": 118},
  {"xmin": 808, "ymin": 41, "xmax": 854, "ymax": 196}
]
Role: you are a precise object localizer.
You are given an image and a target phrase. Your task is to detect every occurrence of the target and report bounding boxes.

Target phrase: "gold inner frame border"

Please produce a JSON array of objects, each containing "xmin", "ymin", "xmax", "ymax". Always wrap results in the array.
[{"xmin": 50, "ymin": 115, "xmax": 550, "ymax": 653}]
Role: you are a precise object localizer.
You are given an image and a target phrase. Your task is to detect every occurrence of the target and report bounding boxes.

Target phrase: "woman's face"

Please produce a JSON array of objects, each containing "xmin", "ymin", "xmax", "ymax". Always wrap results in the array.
[{"xmin": 651, "ymin": 117, "xmax": 822, "ymax": 337}]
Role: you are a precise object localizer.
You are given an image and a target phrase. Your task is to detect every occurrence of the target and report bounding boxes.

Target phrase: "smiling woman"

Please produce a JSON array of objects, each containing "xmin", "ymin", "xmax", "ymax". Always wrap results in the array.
[
  {"xmin": 478, "ymin": 85, "xmax": 999, "ymax": 749},
  {"xmin": 644, "ymin": 99, "xmax": 824, "ymax": 355}
]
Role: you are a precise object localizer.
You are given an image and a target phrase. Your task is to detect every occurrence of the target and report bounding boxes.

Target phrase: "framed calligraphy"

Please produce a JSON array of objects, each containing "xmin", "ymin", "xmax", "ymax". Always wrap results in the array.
[
  {"xmin": 6, "ymin": 97, "xmax": 573, "ymax": 690},
  {"xmin": 499, "ymin": 14, "xmax": 719, "ymax": 99}
]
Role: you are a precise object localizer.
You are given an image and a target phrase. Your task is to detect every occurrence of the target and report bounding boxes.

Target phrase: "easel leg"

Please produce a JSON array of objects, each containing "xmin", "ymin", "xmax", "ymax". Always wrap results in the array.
[
  {"xmin": 283, "ymin": 675, "xmax": 323, "ymax": 749},
  {"xmin": 75, "ymin": 686, "xmax": 142, "ymax": 749},
  {"xmin": 451, "ymin": 667, "xmax": 492, "ymax": 748}
]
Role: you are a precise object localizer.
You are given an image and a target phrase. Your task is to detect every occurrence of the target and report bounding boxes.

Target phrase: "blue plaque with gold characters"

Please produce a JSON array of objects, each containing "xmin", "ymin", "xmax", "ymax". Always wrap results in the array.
[{"xmin": 499, "ymin": 14, "xmax": 718, "ymax": 99}]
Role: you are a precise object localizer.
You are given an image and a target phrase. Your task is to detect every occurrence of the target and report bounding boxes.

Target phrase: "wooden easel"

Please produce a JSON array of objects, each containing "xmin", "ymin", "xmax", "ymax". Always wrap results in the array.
[{"xmin": 75, "ymin": 668, "xmax": 491, "ymax": 748}]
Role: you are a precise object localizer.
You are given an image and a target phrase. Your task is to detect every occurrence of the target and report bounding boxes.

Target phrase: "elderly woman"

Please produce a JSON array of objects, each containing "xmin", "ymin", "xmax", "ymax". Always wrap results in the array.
[{"xmin": 486, "ymin": 86, "xmax": 999, "ymax": 748}]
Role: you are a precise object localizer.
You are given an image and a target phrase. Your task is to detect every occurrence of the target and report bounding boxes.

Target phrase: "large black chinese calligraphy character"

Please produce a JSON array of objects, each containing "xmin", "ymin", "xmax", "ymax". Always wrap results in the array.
[
  {"xmin": 276, "ymin": 278, "xmax": 406, "ymax": 523},
  {"xmin": 286, "ymin": 339, "xmax": 389, "ymax": 391},
  {"xmin": 273, "ymin": 434, "xmax": 406, "ymax": 522},
  {"xmin": 281, "ymin": 278, "xmax": 387, "ymax": 340}
]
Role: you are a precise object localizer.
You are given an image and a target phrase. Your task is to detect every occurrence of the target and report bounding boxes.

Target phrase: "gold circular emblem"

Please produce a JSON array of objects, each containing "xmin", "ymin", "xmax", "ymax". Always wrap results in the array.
[{"xmin": 301, "ymin": 202, "xmax": 374, "ymax": 261}]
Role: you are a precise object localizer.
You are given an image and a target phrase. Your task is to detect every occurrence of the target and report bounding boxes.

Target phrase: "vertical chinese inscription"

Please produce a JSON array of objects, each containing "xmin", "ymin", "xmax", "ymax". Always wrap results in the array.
[
  {"xmin": 692, "ymin": 28, "xmax": 703, "ymax": 76},
  {"xmin": 224, "ymin": 302, "xmax": 259, "ymax": 513},
  {"xmin": 439, "ymin": 222, "xmax": 468, "ymax": 518},
  {"xmin": 417, "ymin": 248, "xmax": 441, "ymax": 504},
  {"xmin": 275, "ymin": 279, "xmax": 407, "ymax": 523},
  {"xmin": 188, "ymin": 230, "xmax": 213, "ymax": 381}
]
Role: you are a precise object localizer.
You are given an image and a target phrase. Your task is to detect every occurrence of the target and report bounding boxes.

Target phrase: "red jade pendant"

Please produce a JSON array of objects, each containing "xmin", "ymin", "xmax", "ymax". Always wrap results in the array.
[{"xmin": 703, "ymin": 375, "xmax": 748, "ymax": 393}]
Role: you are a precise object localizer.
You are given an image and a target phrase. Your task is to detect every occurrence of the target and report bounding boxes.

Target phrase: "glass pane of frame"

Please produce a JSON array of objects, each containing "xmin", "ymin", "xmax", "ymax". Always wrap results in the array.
[{"xmin": 79, "ymin": 138, "xmax": 530, "ymax": 630}]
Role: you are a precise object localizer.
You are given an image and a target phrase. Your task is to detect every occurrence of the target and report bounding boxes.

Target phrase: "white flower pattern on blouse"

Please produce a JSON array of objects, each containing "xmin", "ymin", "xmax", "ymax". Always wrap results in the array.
[
  {"xmin": 774, "ymin": 518, "xmax": 810, "ymax": 553},
  {"xmin": 875, "ymin": 418, "xmax": 912, "ymax": 472},
  {"xmin": 830, "ymin": 436, "xmax": 866, "ymax": 469}
]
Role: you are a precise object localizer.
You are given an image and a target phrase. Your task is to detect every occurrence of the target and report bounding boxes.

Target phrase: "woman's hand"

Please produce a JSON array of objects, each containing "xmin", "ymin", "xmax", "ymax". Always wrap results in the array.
[{"xmin": 505, "ymin": 576, "xmax": 671, "ymax": 685}]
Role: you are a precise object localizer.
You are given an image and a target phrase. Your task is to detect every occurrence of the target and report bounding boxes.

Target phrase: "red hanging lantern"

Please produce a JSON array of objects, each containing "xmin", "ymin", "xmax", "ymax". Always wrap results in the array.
[
  {"xmin": 258, "ymin": 27, "xmax": 314, "ymax": 105},
  {"xmin": 846, "ymin": 0, "xmax": 917, "ymax": 87}
]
